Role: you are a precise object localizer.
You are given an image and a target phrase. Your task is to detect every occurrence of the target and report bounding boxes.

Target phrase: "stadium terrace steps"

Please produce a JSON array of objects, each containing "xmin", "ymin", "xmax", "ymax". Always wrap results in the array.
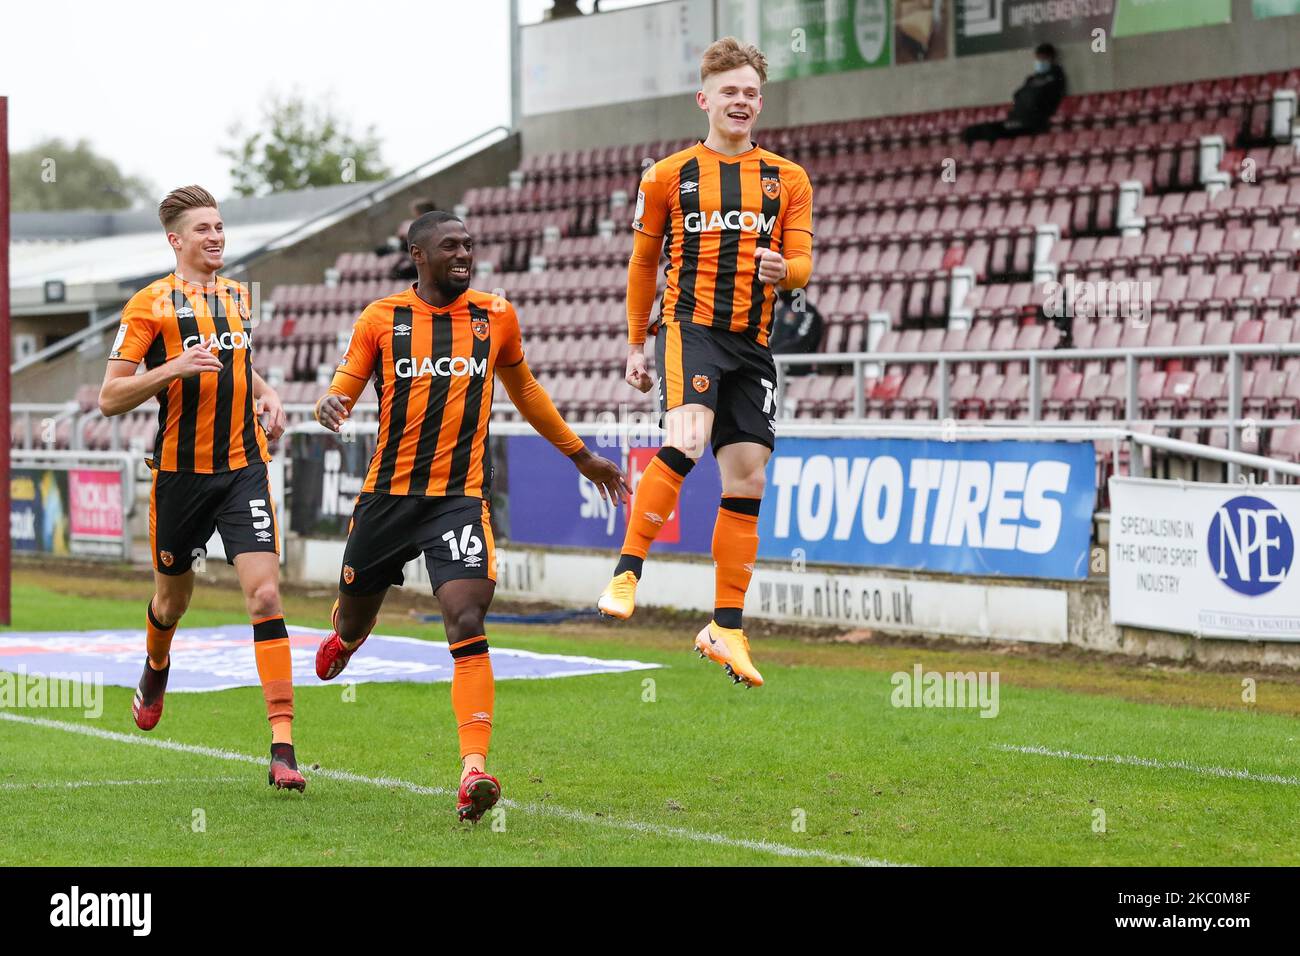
[{"xmin": 20, "ymin": 68, "xmax": 1300, "ymax": 475}]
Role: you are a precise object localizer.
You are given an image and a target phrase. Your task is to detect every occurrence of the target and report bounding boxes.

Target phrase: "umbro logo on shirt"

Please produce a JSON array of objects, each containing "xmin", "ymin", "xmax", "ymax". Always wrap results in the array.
[
  {"xmin": 175, "ymin": 306, "xmax": 195, "ymax": 320},
  {"xmin": 679, "ymin": 181, "xmax": 698, "ymax": 194},
  {"xmin": 394, "ymin": 324, "xmax": 412, "ymax": 335}
]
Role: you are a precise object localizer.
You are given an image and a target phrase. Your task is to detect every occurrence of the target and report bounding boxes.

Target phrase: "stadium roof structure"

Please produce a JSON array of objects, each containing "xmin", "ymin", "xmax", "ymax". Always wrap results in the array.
[
  {"xmin": 8, "ymin": 126, "xmax": 513, "ymax": 327},
  {"xmin": 10, "ymin": 182, "xmax": 373, "ymax": 316},
  {"xmin": 8, "ymin": 125, "xmax": 512, "ymax": 379}
]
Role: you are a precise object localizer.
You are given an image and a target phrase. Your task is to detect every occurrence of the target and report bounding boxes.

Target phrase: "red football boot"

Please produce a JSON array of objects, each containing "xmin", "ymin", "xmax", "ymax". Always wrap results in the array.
[
  {"xmin": 268, "ymin": 743, "xmax": 307, "ymax": 792},
  {"xmin": 132, "ymin": 656, "xmax": 170, "ymax": 731},
  {"xmin": 315, "ymin": 599, "xmax": 370, "ymax": 680},
  {"xmin": 457, "ymin": 770, "xmax": 501, "ymax": 823}
]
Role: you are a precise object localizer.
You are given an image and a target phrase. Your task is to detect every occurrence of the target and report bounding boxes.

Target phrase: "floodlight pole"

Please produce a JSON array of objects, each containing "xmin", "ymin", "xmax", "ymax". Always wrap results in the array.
[{"xmin": 510, "ymin": 0, "xmax": 521, "ymax": 129}]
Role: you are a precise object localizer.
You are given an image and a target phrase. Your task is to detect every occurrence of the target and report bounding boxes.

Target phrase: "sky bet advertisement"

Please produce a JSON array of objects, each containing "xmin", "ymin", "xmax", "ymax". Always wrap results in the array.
[
  {"xmin": 504, "ymin": 436, "xmax": 722, "ymax": 554},
  {"xmin": 504, "ymin": 435, "xmax": 1095, "ymax": 580}
]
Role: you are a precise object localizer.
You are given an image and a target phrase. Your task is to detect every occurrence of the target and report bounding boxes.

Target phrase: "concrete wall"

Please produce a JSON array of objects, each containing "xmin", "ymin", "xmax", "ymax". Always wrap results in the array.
[
  {"xmin": 13, "ymin": 326, "xmax": 117, "ymax": 405},
  {"xmin": 1066, "ymin": 577, "xmax": 1300, "ymax": 670},
  {"xmin": 519, "ymin": 0, "xmax": 1300, "ymax": 158},
  {"xmin": 10, "ymin": 310, "xmax": 104, "ymax": 407},
  {"xmin": 278, "ymin": 534, "xmax": 1300, "ymax": 671}
]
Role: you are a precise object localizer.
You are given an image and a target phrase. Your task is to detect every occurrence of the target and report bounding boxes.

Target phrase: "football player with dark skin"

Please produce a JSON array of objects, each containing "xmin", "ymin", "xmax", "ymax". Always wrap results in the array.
[{"xmin": 316, "ymin": 214, "xmax": 627, "ymax": 821}]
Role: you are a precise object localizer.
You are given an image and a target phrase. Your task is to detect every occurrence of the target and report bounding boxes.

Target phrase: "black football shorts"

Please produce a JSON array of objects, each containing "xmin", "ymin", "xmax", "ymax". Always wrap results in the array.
[
  {"xmin": 339, "ymin": 493, "xmax": 496, "ymax": 596},
  {"xmin": 149, "ymin": 462, "xmax": 280, "ymax": 574},
  {"xmin": 655, "ymin": 320, "xmax": 778, "ymax": 453}
]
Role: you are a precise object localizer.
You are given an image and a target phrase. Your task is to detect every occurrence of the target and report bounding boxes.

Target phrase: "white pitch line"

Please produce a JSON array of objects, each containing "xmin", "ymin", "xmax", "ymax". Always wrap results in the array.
[
  {"xmin": 996, "ymin": 743, "xmax": 1300, "ymax": 787},
  {"xmin": 0, "ymin": 776, "xmax": 244, "ymax": 792},
  {"xmin": 0, "ymin": 712, "xmax": 896, "ymax": 867}
]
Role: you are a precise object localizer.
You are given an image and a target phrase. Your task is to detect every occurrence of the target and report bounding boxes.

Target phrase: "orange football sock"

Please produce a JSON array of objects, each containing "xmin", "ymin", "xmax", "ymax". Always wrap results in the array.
[
  {"xmin": 145, "ymin": 599, "xmax": 176, "ymax": 669},
  {"xmin": 712, "ymin": 496, "xmax": 761, "ymax": 630},
  {"xmin": 253, "ymin": 615, "xmax": 294, "ymax": 744},
  {"xmin": 619, "ymin": 448, "xmax": 694, "ymax": 562},
  {"xmin": 450, "ymin": 638, "xmax": 494, "ymax": 760}
]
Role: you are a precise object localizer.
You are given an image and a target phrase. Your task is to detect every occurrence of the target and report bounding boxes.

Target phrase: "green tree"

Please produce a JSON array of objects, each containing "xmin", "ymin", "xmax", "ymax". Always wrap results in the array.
[
  {"xmin": 10, "ymin": 138, "xmax": 155, "ymax": 211},
  {"xmin": 222, "ymin": 93, "xmax": 390, "ymax": 197}
]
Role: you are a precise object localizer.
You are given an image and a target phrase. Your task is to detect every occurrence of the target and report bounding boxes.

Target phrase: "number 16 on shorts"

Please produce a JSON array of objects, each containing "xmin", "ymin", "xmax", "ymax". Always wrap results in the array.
[{"xmin": 444, "ymin": 523, "xmax": 483, "ymax": 567}]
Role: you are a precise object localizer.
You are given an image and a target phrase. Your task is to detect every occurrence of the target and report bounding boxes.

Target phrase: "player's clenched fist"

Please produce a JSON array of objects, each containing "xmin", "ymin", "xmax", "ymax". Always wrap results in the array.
[
  {"xmin": 169, "ymin": 343, "xmax": 224, "ymax": 379},
  {"xmin": 315, "ymin": 394, "xmax": 351, "ymax": 432},
  {"xmin": 256, "ymin": 391, "xmax": 287, "ymax": 441},
  {"xmin": 754, "ymin": 248, "xmax": 788, "ymax": 285},
  {"xmin": 625, "ymin": 346, "xmax": 654, "ymax": 393}
]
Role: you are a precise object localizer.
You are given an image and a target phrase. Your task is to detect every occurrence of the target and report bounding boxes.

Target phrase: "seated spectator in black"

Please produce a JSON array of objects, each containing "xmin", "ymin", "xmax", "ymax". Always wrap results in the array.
[
  {"xmin": 768, "ymin": 290, "xmax": 824, "ymax": 376},
  {"xmin": 376, "ymin": 199, "xmax": 439, "ymax": 257},
  {"xmin": 390, "ymin": 252, "xmax": 418, "ymax": 281},
  {"xmin": 962, "ymin": 44, "xmax": 1066, "ymax": 146},
  {"xmin": 548, "ymin": 0, "xmax": 583, "ymax": 18},
  {"xmin": 387, "ymin": 200, "xmax": 441, "ymax": 279}
]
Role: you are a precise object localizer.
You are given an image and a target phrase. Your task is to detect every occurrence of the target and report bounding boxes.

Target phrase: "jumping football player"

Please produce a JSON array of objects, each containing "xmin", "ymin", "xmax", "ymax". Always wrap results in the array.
[
  {"xmin": 99, "ymin": 185, "xmax": 305, "ymax": 790},
  {"xmin": 312, "ymin": 211, "xmax": 628, "ymax": 822},
  {"xmin": 597, "ymin": 37, "xmax": 814, "ymax": 688}
]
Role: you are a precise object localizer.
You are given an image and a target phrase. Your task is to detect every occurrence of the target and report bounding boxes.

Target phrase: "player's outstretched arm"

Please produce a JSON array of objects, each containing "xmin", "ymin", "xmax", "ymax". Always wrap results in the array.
[
  {"xmin": 498, "ymin": 359, "xmax": 630, "ymax": 502},
  {"xmin": 569, "ymin": 446, "xmax": 631, "ymax": 503},
  {"xmin": 624, "ymin": 225, "xmax": 664, "ymax": 394},
  {"xmin": 98, "ymin": 345, "xmax": 222, "ymax": 417}
]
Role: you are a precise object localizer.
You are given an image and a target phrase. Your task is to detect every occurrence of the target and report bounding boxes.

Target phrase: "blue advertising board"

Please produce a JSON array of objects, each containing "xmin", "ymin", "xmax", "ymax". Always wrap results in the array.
[
  {"xmin": 503, "ymin": 435, "xmax": 1095, "ymax": 580},
  {"xmin": 758, "ymin": 438, "xmax": 1096, "ymax": 579},
  {"xmin": 504, "ymin": 436, "xmax": 722, "ymax": 553},
  {"xmin": 9, "ymin": 468, "xmax": 70, "ymax": 555}
]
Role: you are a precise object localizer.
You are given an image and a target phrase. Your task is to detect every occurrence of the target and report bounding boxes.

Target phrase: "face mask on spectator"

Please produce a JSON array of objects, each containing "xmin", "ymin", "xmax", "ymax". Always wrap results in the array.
[{"xmin": 1035, "ymin": 60, "xmax": 1050, "ymax": 74}]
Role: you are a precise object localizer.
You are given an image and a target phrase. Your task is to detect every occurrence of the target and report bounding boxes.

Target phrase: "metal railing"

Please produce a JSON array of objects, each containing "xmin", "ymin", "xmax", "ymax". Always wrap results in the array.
[
  {"xmin": 762, "ymin": 419, "xmax": 1300, "ymax": 484},
  {"xmin": 11, "ymin": 402, "xmax": 80, "ymax": 449},
  {"xmin": 280, "ymin": 416, "xmax": 1300, "ymax": 488},
  {"xmin": 10, "ymin": 447, "xmax": 139, "ymax": 509},
  {"xmin": 18, "ymin": 336, "xmax": 1300, "ymax": 487},
  {"xmin": 11, "ymin": 447, "xmax": 140, "ymax": 553},
  {"xmin": 774, "ymin": 342, "xmax": 1300, "ymax": 482}
]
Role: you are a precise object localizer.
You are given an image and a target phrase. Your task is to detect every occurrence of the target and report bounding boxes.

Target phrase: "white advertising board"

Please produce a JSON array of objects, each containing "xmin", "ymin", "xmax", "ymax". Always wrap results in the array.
[
  {"xmin": 297, "ymin": 544, "xmax": 1067, "ymax": 643},
  {"xmin": 521, "ymin": 0, "xmax": 713, "ymax": 116},
  {"xmin": 1109, "ymin": 477, "xmax": 1300, "ymax": 641},
  {"xmin": 494, "ymin": 548, "xmax": 1067, "ymax": 643}
]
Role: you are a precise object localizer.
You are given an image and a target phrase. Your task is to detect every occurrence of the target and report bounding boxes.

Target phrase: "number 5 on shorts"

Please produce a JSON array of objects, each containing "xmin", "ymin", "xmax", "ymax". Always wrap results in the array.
[{"xmin": 250, "ymin": 498, "xmax": 271, "ymax": 530}]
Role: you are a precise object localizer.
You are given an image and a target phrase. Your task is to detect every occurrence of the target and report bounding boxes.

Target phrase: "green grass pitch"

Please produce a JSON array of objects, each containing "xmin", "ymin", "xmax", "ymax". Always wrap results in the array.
[{"xmin": 2, "ymin": 571, "xmax": 1299, "ymax": 866}]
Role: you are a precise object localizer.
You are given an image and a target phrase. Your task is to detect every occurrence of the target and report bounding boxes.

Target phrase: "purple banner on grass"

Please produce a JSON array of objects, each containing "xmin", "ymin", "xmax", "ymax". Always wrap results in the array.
[{"xmin": 0, "ymin": 625, "xmax": 659, "ymax": 692}]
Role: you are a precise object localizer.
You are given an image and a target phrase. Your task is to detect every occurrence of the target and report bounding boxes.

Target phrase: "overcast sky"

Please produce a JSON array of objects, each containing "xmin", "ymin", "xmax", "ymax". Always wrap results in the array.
[{"xmin": 0, "ymin": 0, "xmax": 654, "ymax": 205}]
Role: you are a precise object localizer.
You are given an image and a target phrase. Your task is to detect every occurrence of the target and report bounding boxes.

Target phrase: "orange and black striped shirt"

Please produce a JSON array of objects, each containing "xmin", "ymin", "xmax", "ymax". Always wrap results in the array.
[
  {"xmin": 113, "ymin": 273, "xmax": 270, "ymax": 473},
  {"xmin": 634, "ymin": 141, "xmax": 814, "ymax": 346},
  {"xmin": 334, "ymin": 287, "xmax": 522, "ymax": 498}
]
